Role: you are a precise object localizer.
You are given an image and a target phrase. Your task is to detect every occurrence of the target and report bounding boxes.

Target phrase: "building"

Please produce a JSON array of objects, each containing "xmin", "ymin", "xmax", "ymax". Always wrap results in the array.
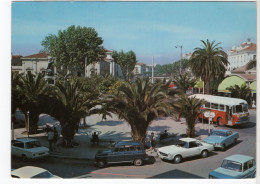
[
  {"xmin": 11, "ymin": 52, "xmax": 53, "ymax": 75},
  {"xmin": 227, "ymin": 39, "xmax": 256, "ymax": 72},
  {"xmin": 85, "ymin": 49, "xmax": 123, "ymax": 78},
  {"xmin": 183, "ymin": 52, "xmax": 192, "ymax": 60}
]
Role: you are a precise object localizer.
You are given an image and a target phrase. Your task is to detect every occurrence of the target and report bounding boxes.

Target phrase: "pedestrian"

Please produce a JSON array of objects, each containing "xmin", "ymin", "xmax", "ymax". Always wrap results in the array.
[
  {"xmin": 53, "ymin": 127, "xmax": 59, "ymax": 150},
  {"xmin": 47, "ymin": 128, "xmax": 54, "ymax": 151},
  {"xmin": 150, "ymin": 132, "xmax": 156, "ymax": 153},
  {"xmin": 252, "ymin": 100, "xmax": 256, "ymax": 109}
]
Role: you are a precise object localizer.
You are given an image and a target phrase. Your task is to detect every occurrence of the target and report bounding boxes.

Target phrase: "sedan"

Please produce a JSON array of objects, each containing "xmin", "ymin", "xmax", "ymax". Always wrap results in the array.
[
  {"xmin": 209, "ymin": 154, "xmax": 256, "ymax": 178},
  {"xmin": 203, "ymin": 129, "xmax": 239, "ymax": 151},
  {"xmin": 11, "ymin": 166, "xmax": 61, "ymax": 178},
  {"xmin": 157, "ymin": 137, "xmax": 214, "ymax": 163},
  {"xmin": 11, "ymin": 138, "xmax": 49, "ymax": 161}
]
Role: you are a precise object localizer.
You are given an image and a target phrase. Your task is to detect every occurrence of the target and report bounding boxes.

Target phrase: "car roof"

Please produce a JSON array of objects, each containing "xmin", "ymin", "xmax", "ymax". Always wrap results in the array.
[
  {"xmin": 179, "ymin": 138, "xmax": 198, "ymax": 142},
  {"xmin": 115, "ymin": 141, "xmax": 142, "ymax": 146},
  {"xmin": 213, "ymin": 129, "xmax": 230, "ymax": 133},
  {"xmin": 224, "ymin": 154, "xmax": 254, "ymax": 163},
  {"xmin": 11, "ymin": 166, "xmax": 47, "ymax": 178},
  {"xmin": 15, "ymin": 138, "xmax": 38, "ymax": 143}
]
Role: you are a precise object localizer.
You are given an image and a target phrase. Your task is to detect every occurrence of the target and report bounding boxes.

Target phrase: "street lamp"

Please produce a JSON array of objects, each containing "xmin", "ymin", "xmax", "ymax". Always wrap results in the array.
[
  {"xmin": 27, "ymin": 111, "xmax": 30, "ymax": 138},
  {"xmin": 175, "ymin": 45, "xmax": 183, "ymax": 74}
]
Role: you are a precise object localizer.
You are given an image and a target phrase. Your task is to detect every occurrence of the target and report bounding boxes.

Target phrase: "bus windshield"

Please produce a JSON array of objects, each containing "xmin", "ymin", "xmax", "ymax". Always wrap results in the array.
[{"xmin": 233, "ymin": 104, "xmax": 248, "ymax": 113}]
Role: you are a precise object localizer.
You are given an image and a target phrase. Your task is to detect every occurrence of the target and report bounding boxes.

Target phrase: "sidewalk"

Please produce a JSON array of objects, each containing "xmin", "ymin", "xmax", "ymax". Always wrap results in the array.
[{"xmin": 13, "ymin": 113, "xmax": 214, "ymax": 161}]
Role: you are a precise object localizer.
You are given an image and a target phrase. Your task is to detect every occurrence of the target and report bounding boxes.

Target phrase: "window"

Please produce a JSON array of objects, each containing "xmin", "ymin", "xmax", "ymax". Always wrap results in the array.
[
  {"xmin": 134, "ymin": 145, "xmax": 141, "ymax": 151},
  {"xmin": 114, "ymin": 146, "xmax": 124, "ymax": 152},
  {"xmin": 27, "ymin": 71, "xmax": 32, "ymax": 75},
  {"xmin": 125, "ymin": 145, "xmax": 134, "ymax": 151},
  {"xmin": 243, "ymin": 163, "xmax": 248, "ymax": 171},
  {"xmin": 189, "ymin": 142, "xmax": 198, "ymax": 148},
  {"xmin": 211, "ymin": 103, "xmax": 219, "ymax": 109},
  {"xmin": 13, "ymin": 142, "xmax": 24, "ymax": 148},
  {"xmin": 196, "ymin": 141, "xmax": 202, "ymax": 147},
  {"xmin": 248, "ymin": 160, "xmax": 254, "ymax": 168},
  {"xmin": 219, "ymin": 104, "xmax": 225, "ymax": 111},
  {"xmin": 205, "ymin": 102, "xmax": 210, "ymax": 108}
]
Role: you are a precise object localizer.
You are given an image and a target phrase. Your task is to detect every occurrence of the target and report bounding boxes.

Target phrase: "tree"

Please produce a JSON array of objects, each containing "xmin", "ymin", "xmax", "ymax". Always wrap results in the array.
[
  {"xmin": 102, "ymin": 78, "xmax": 171, "ymax": 143},
  {"xmin": 177, "ymin": 95, "xmax": 206, "ymax": 137},
  {"xmin": 16, "ymin": 73, "xmax": 51, "ymax": 133},
  {"xmin": 227, "ymin": 84, "xmax": 251, "ymax": 103},
  {"xmin": 41, "ymin": 25, "xmax": 105, "ymax": 76},
  {"xmin": 112, "ymin": 50, "xmax": 137, "ymax": 81},
  {"xmin": 172, "ymin": 72, "xmax": 197, "ymax": 93},
  {"xmin": 190, "ymin": 39, "xmax": 229, "ymax": 94},
  {"xmin": 11, "ymin": 72, "xmax": 22, "ymax": 125}
]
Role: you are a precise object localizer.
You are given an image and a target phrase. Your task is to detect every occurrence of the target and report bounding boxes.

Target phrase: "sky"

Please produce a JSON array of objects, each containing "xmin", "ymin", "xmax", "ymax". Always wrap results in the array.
[{"xmin": 11, "ymin": 1, "xmax": 257, "ymax": 65}]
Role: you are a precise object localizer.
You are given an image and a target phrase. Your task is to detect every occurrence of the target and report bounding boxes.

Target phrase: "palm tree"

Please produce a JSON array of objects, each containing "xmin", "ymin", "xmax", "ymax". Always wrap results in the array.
[
  {"xmin": 177, "ymin": 95, "xmax": 206, "ymax": 137},
  {"xmin": 16, "ymin": 73, "xmax": 51, "ymax": 133},
  {"xmin": 190, "ymin": 39, "xmax": 229, "ymax": 94},
  {"xmin": 42, "ymin": 77, "xmax": 100, "ymax": 146},
  {"xmin": 227, "ymin": 84, "xmax": 251, "ymax": 103},
  {"xmin": 172, "ymin": 72, "xmax": 197, "ymax": 93},
  {"xmin": 102, "ymin": 78, "xmax": 171, "ymax": 143}
]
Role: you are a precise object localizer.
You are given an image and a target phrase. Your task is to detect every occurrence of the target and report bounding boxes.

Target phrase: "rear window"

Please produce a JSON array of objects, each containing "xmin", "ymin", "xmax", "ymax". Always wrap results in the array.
[{"xmin": 221, "ymin": 160, "xmax": 242, "ymax": 172}]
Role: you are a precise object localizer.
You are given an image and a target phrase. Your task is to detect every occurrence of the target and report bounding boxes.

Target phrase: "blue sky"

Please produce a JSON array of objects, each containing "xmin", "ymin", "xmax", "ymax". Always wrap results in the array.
[{"xmin": 12, "ymin": 1, "xmax": 256, "ymax": 64}]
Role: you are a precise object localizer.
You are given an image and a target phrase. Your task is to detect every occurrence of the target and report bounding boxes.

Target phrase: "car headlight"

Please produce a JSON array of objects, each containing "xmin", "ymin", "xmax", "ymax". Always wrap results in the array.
[{"xmin": 215, "ymin": 143, "xmax": 221, "ymax": 147}]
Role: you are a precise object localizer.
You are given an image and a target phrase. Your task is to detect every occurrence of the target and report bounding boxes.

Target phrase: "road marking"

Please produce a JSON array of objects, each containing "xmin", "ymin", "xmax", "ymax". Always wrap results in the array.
[{"xmin": 89, "ymin": 171, "xmax": 151, "ymax": 178}]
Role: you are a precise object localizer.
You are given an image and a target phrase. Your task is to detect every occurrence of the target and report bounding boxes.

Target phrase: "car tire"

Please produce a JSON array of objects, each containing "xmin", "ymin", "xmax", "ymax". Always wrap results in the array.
[
  {"xmin": 221, "ymin": 144, "xmax": 226, "ymax": 151},
  {"xmin": 134, "ymin": 158, "xmax": 143, "ymax": 166},
  {"xmin": 97, "ymin": 160, "xmax": 106, "ymax": 168},
  {"xmin": 173, "ymin": 155, "xmax": 182, "ymax": 164},
  {"xmin": 201, "ymin": 150, "xmax": 208, "ymax": 158},
  {"xmin": 217, "ymin": 117, "xmax": 224, "ymax": 126}
]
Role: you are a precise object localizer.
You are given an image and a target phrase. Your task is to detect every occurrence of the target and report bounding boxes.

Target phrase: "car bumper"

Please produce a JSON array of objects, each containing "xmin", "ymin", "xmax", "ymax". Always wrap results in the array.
[{"xmin": 157, "ymin": 151, "xmax": 172, "ymax": 160}]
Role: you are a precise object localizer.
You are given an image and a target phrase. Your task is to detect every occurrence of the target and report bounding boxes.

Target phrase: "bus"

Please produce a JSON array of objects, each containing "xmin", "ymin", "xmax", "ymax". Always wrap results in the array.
[{"xmin": 191, "ymin": 94, "xmax": 250, "ymax": 126}]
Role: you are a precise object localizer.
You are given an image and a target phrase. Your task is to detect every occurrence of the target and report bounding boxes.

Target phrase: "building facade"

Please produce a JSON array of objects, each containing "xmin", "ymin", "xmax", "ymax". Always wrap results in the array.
[{"xmin": 227, "ymin": 39, "xmax": 256, "ymax": 71}]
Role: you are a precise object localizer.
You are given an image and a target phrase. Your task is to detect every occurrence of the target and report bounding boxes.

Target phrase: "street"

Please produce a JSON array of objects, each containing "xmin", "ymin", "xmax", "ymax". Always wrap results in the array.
[{"xmin": 11, "ymin": 110, "xmax": 256, "ymax": 179}]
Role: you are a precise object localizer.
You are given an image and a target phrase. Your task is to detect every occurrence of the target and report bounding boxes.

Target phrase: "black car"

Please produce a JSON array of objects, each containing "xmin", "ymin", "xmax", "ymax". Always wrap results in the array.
[{"xmin": 95, "ymin": 141, "xmax": 149, "ymax": 168}]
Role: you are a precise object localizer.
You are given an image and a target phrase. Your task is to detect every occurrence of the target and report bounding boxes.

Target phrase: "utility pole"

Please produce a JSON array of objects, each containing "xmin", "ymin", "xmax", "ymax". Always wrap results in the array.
[{"xmin": 152, "ymin": 56, "xmax": 154, "ymax": 83}]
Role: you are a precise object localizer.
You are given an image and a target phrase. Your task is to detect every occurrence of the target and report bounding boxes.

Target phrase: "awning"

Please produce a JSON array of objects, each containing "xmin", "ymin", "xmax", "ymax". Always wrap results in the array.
[
  {"xmin": 218, "ymin": 76, "xmax": 246, "ymax": 93},
  {"xmin": 194, "ymin": 80, "xmax": 203, "ymax": 88},
  {"xmin": 249, "ymin": 81, "xmax": 256, "ymax": 93}
]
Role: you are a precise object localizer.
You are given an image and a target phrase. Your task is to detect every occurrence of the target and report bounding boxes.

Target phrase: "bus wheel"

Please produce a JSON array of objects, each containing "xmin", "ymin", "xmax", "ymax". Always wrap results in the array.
[{"xmin": 217, "ymin": 117, "xmax": 224, "ymax": 126}]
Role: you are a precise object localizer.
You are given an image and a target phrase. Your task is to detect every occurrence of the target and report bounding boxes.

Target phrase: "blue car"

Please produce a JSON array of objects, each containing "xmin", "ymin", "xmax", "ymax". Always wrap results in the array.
[
  {"xmin": 203, "ymin": 129, "xmax": 239, "ymax": 151},
  {"xmin": 209, "ymin": 154, "xmax": 256, "ymax": 178}
]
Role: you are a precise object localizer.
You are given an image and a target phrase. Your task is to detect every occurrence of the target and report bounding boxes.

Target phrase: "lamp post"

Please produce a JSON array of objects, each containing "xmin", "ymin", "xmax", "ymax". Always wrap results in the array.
[
  {"xmin": 175, "ymin": 45, "xmax": 183, "ymax": 74},
  {"xmin": 27, "ymin": 111, "xmax": 30, "ymax": 138}
]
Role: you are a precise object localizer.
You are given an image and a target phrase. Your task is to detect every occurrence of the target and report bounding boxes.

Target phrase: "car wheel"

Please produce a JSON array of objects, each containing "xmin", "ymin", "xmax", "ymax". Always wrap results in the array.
[
  {"xmin": 173, "ymin": 155, "xmax": 182, "ymax": 164},
  {"xmin": 234, "ymin": 138, "xmax": 237, "ymax": 144},
  {"xmin": 221, "ymin": 144, "xmax": 226, "ymax": 151},
  {"xmin": 134, "ymin": 158, "xmax": 143, "ymax": 166},
  {"xmin": 217, "ymin": 117, "xmax": 224, "ymax": 126},
  {"xmin": 201, "ymin": 150, "xmax": 208, "ymax": 158},
  {"xmin": 97, "ymin": 160, "xmax": 106, "ymax": 168}
]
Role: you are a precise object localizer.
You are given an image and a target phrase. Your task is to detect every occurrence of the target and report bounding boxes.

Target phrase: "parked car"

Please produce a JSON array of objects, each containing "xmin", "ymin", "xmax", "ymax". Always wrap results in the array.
[
  {"xmin": 11, "ymin": 166, "xmax": 61, "ymax": 178},
  {"xmin": 11, "ymin": 138, "xmax": 49, "ymax": 161},
  {"xmin": 157, "ymin": 137, "xmax": 214, "ymax": 163},
  {"xmin": 209, "ymin": 154, "xmax": 256, "ymax": 178},
  {"xmin": 95, "ymin": 141, "xmax": 149, "ymax": 168},
  {"xmin": 203, "ymin": 129, "xmax": 239, "ymax": 151}
]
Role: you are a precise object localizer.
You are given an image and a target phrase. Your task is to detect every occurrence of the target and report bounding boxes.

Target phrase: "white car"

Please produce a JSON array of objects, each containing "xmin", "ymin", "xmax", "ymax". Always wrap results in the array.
[
  {"xmin": 157, "ymin": 137, "xmax": 214, "ymax": 163},
  {"xmin": 11, "ymin": 138, "xmax": 49, "ymax": 160},
  {"xmin": 11, "ymin": 166, "xmax": 61, "ymax": 178}
]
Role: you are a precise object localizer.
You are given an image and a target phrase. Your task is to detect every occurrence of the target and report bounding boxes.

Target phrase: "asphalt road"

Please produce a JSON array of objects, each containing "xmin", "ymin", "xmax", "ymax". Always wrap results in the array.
[{"xmin": 11, "ymin": 110, "xmax": 256, "ymax": 179}]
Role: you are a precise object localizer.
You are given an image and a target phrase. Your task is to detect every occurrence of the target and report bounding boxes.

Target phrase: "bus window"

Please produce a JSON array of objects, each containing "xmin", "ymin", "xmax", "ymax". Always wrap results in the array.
[
  {"xmin": 235, "ymin": 105, "xmax": 243, "ymax": 113},
  {"xmin": 220, "ymin": 104, "xmax": 225, "ymax": 111},
  {"xmin": 205, "ymin": 102, "xmax": 210, "ymax": 108},
  {"xmin": 211, "ymin": 103, "xmax": 219, "ymax": 109},
  {"xmin": 242, "ymin": 104, "xmax": 248, "ymax": 112}
]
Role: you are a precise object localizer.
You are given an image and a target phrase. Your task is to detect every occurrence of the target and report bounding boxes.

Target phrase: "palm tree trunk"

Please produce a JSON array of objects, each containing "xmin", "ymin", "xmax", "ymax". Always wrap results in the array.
[{"xmin": 130, "ymin": 123, "xmax": 148, "ymax": 144}]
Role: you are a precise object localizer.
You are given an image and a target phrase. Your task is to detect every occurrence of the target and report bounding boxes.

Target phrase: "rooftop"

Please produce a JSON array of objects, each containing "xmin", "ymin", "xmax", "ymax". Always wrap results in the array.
[
  {"xmin": 224, "ymin": 154, "xmax": 254, "ymax": 164},
  {"xmin": 22, "ymin": 52, "xmax": 49, "ymax": 59}
]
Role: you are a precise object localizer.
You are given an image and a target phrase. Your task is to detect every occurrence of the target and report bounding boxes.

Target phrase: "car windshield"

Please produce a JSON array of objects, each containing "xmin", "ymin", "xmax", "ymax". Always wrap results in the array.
[
  {"xmin": 176, "ymin": 141, "xmax": 188, "ymax": 148},
  {"xmin": 221, "ymin": 159, "xmax": 242, "ymax": 172},
  {"xmin": 242, "ymin": 104, "xmax": 248, "ymax": 112},
  {"xmin": 211, "ymin": 131, "xmax": 226, "ymax": 136},
  {"xmin": 25, "ymin": 141, "xmax": 42, "ymax": 149},
  {"xmin": 31, "ymin": 171, "xmax": 53, "ymax": 178}
]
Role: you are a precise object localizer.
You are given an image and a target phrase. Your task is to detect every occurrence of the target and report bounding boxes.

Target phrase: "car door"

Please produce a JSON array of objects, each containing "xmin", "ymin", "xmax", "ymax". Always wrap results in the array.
[
  {"xmin": 226, "ymin": 131, "xmax": 233, "ymax": 146},
  {"xmin": 107, "ymin": 146, "xmax": 125, "ymax": 163},
  {"xmin": 243, "ymin": 160, "xmax": 256, "ymax": 178},
  {"xmin": 187, "ymin": 141, "xmax": 201, "ymax": 157},
  {"xmin": 124, "ymin": 145, "xmax": 134, "ymax": 162},
  {"xmin": 12, "ymin": 141, "xmax": 25, "ymax": 157}
]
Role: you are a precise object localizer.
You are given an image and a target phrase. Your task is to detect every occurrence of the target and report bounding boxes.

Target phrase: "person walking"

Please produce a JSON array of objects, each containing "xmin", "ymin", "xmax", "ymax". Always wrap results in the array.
[
  {"xmin": 150, "ymin": 132, "xmax": 156, "ymax": 153},
  {"xmin": 53, "ymin": 127, "xmax": 59, "ymax": 150},
  {"xmin": 47, "ymin": 128, "xmax": 54, "ymax": 151}
]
